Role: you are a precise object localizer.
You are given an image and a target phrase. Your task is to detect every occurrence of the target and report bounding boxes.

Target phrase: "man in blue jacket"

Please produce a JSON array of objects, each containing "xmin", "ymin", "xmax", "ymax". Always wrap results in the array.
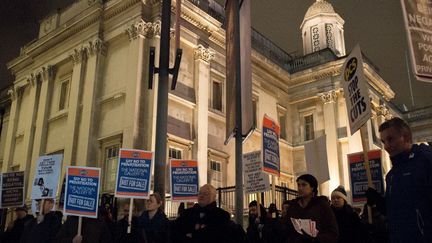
[{"xmin": 370, "ymin": 117, "xmax": 432, "ymax": 243}]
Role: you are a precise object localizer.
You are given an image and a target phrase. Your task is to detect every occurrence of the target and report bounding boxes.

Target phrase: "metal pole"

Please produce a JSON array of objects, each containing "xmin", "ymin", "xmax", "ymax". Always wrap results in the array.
[
  {"xmin": 233, "ymin": 0, "xmax": 244, "ymax": 227},
  {"xmin": 153, "ymin": 0, "xmax": 171, "ymax": 207}
]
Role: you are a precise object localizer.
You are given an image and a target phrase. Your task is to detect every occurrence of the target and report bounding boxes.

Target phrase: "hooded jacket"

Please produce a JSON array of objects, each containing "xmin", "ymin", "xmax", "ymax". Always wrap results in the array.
[{"xmin": 385, "ymin": 143, "xmax": 432, "ymax": 243}]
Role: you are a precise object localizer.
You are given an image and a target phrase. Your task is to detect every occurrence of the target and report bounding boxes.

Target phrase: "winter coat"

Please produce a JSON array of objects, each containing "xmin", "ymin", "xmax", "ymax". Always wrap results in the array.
[
  {"xmin": 331, "ymin": 204, "xmax": 364, "ymax": 243},
  {"xmin": 360, "ymin": 204, "xmax": 388, "ymax": 243},
  {"xmin": 20, "ymin": 211, "xmax": 62, "ymax": 243},
  {"xmin": 115, "ymin": 216, "xmax": 143, "ymax": 243},
  {"xmin": 2, "ymin": 214, "xmax": 34, "ymax": 243},
  {"xmin": 139, "ymin": 210, "xmax": 169, "ymax": 243},
  {"xmin": 385, "ymin": 143, "xmax": 432, "ymax": 243},
  {"xmin": 246, "ymin": 208, "xmax": 267, "ymax": 243},
  {"xmin": 172, "ymin": 201, "xmax": 232, "ymax": 243},
  {"xmin": 55, "ymin": 216, "xmax": 114, "ymax": 243},
  {"xmin": 285, "ymin": 196, "xmax": 339, "ymax": 243}
]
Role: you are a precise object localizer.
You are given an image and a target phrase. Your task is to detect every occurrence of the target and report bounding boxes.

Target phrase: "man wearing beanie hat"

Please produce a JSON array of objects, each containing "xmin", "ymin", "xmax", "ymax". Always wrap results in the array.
[
  {"xmin": 284, "ymin": 174, "xmax": 339, "ymax": 243},
  {"xmin": 331, "ymin": 186, "xmax": 365, "ymax": 243}
]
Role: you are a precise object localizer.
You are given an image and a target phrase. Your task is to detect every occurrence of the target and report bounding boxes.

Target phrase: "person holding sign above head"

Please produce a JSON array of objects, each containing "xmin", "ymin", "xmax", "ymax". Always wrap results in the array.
[
  {"xmin": 284, "ymin": 174, "xmax": 339, "ymax": 243},
  {"xmin": 138, "ymin": 193, "xmax": 169, "ymax": 243},
  {"xmin": 366, "ymin": 117, "xmax": 432, "ymax": 243},
  {"xmin": 330, "ymin": 186, "xmax": 365, "ymax": 243}
]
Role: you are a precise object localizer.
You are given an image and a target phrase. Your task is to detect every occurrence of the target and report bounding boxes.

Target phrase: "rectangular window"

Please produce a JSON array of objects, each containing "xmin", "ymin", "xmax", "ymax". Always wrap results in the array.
[
  {"xmin": 58, "ymin": 80, "xmax": 70, "ymax": 111},
  {"xmin": 209, "ymin": 160, "xmax": 222, "ymax": 188},
  {"xmin": 103, "ymin": 145, "xmax": 119, "ymax": 192},
  {"xmin": 212, "ymin": 81, "xmax": 223, "ymax": 112},
  {"xmin": 278, "ymin": 112, "xmax": 287, "ymax": 140},
  {"xmin": 169, "ymin": 147, "xmax": 183, "ymax": 159},
  {"xmin": 304, "ymin": 114, "xmax": 314, "ymax": 141}
]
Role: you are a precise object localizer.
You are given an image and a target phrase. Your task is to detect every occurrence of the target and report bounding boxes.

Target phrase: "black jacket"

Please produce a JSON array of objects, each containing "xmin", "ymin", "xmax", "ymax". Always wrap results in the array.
[
  {"xmin": 385, "ymin": 144, "xmax": 432, "ymax": 243},
  {"xmin": 172, "ymin": 202, "xmax": 232, "ymax": 243},
  {"xmin": 20, "ymin": 211, "xmax": 62, "ymax": 243},
  {"xmin": 55, "ymin": 216, "xmax": 114, "ymax": 243},
  {"xmin": 139, "ymin": 210, "xmax": 169, "ymax": 243},
  {"xmin": 331, "ymin": 204, "xmax": 364, "ymax": 243},
  {"xmin": 2, "ymin": 214, "xmax": 34, "ymax": 243}
]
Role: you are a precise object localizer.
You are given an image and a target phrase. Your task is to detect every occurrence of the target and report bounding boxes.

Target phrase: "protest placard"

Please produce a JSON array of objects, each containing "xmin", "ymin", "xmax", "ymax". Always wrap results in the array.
[
  {"xmin": 262, "ymin": 115, "xmax": 280, "ymax": 176},
  {"xmin": 170, "ymin": 160, "xmax": 199, "ymax": 202},
  {"xmin": 115, "ymin": 149, "xmax": 153, "ymax": 199},
  {"xmin": 64, "ymin": 166, "xmax": 101, "ymax": 218},
  {"xmin": 1, "ymin": 171, "xmax": 25, "ymax": 208},
  {"xmin": 348, "ymin": 150, "xmax": 384, "ymax": 203},
  {"xmin": 31, "ymin": 154, "xmax": 63, "ymax": 199},
  {"xmin": 243, "ymin": 151, "xmax": 270, "ymax": 194}
]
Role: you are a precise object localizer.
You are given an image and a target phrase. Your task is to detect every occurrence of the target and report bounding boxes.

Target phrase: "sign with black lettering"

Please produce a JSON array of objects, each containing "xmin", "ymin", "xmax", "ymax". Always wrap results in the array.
[
  {"xmin": 31, "ymin": 154, "xmax": 63, "ymax": 199},
  {"xmin": 401, "ymin": 0, "xmax": 432, "ymax": 82},
  {"xmin": 341, "ymin": 45, "xmax": 372, "ymax": 135},
  {"xmin": 243, "ymin": 151, "xmax": 270, "ymax": 194},
  {"xmin": 1, "ymin": 171, "xmax": 25, "ymax": 208}
]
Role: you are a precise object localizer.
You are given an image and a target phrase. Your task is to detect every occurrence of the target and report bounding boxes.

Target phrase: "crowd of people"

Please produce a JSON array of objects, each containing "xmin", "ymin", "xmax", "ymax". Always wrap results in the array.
[{"xmin": 0, "ymin": 118, "xmax": 430, "ymax": 243}]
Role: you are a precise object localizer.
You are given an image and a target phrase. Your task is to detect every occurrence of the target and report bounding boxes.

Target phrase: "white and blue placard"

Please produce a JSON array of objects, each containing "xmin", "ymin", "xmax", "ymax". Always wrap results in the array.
[
  {"xmin": 115, "ymin": 149, "xmax": 153, "ymax": 199},
  {"xmin": 31, "ymin": 154, "xmax": 63, "ymax": 199},
  {"xmin": 64, "ymin": 166, "xmax": 101, "ymax": 218}
]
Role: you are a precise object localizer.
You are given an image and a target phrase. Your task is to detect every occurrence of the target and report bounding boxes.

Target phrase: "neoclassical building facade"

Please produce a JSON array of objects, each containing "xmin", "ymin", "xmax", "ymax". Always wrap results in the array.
[{"xmin": 0, "ymin": 0, "xmax": 408, "ymax": 213}]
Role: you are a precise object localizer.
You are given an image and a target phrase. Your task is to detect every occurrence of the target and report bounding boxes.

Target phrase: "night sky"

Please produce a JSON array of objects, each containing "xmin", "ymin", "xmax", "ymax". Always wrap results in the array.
[{"xmin": 1, "ymin": 0, "xmax": 431, "ymax": 109}]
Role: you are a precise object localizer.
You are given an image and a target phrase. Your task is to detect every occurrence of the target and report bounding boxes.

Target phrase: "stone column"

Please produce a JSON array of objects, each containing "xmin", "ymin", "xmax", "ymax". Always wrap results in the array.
[
  {"xmin": 319, "ymin": 90, "xmax": 340, "ymax": 196},
  {"xmin": 63, "ymin": 48, "xmax": 86, "ymax": 168},
  {"xmin": 193, "ymin": 44, "xmax": 214, "ymax": 186},
  {"xmin": 2, "ymin": 86, "xmax": 24, "ymax": 172},
  {"xmin": 76, "ymin": 38, "xmax": 106, "ymax": 166},
  {"xmin": 22, "ymin": 73, "xmax": 42, "ymax": 198},
  {"xmin": 123, "ymin": 20, "xmax": 160, "ymax": 150}
]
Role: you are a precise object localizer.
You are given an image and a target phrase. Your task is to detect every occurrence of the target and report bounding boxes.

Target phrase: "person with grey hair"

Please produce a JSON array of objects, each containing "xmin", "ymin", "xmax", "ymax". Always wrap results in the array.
[{"xmin": 366, "ymin": 117, "xmax": 432, "ymax": 243}]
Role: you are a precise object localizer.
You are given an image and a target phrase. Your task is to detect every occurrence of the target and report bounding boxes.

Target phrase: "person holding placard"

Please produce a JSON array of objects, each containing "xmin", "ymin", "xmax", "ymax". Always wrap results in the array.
[
  {"xmin": 138, "ymin": 193, "xmax": 169, "ymax": 243},
  {"xmin": 330, "ymin": 186, "xmax": 365, "ymax": 243},
  {"xmin": 284, "ymin": 174, "xmax": 339, "ymax": 243},
  {"xmin": 55, "ymin": 210, "xmax": 113, "ymax": 243},
  {"xmin": 2, "ymin": 206, "xmax": 34, "ymax": 243},
  {"xmin": 20, "ymin": 199, "xmax": 63, "ymax": 243}
]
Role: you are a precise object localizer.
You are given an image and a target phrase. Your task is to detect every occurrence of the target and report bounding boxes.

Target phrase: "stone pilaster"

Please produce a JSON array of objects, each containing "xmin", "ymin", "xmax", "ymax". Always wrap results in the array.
[
  {"xmin": 319, "ymin": 89, "xmax": 340, "ymax": 196},
  {"xmin": 2, "ymin": 85, "xmax": 25, "ymax": 172},
  {"xmin": 193, "ymin": 44, "xmax": 214, "ymax": 186},
  {"xmin": 76, "ymin": 38, "xmax": 106, "ymax": 166}
]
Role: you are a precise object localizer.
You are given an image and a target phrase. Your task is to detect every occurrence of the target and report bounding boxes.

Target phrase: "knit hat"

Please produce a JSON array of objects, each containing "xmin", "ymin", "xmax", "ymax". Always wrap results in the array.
[
  {"xmin": 331, "ymin": 186, "xmax": 348, "ymax": 202},
  {"xmin": 297, "ymin": 174, "xmax": 318, "ymax": 195}
]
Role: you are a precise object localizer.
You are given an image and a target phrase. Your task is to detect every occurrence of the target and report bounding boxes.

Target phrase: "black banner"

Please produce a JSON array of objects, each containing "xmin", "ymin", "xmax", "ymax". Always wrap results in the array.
[{"xmin": 1, "ymin": 171, "xmax": 25, "ymax": 208}]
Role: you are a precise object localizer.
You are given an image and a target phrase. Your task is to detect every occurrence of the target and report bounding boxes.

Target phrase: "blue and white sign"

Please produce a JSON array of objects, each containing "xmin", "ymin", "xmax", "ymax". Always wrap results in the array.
[
  {"xmin": 262, "ymin": 115, "xmax": 280, "ymax": 176},
  {"xmin": 64, "ymin": 166, "xmax": 100, "ymax": 218},
  {"xmin": 31, "ymin": 154, "xmax": 63, "ymax": 199},
  {"xmin": 170, "ymin": 160, "xmax": 199, "ymax": 202},
  {"xmin": 115, "ymin": 149, "xmax": 153, "ymax": 199}
]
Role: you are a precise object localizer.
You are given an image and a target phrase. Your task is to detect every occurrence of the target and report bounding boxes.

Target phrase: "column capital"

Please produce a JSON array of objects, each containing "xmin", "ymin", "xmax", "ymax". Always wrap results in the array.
[
  {"xmin": 319, "ymin": 90, "xmax": 338, "ymax": 104},
  {"xmin": 85, "ymin": 38, "xmax": 107, "ymax": 57},
  {"xmin": 126, "ymin": 20, "xmax": 161, "ymax": 40},
  {"xmin": 27, "ymin": 73, "xmax": 38, "ymax": 87},
  {"xmin": 38, "ymin": 65, "xmax": 55, "ymax": 82},
  {"xmin": 70, "ymin": 48, "xmax": 85, "ymax": 64},
  {"xmin": 8, "ymin": 86, "xmax": 24, "ymax": 102},
  {"xmin": 194, "ymin": 44, "xmax": 215, "ymax": 62},
  {"xmin": 375, "ymin": 104, "xmax": 393, "ymax": 119}
]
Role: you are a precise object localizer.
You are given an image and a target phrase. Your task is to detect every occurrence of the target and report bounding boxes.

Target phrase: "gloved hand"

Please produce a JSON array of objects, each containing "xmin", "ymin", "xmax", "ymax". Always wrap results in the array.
[
  {"xmin": 366, "ymin": 187, "xmax": 380, "ymax": 206},
  {"xmin": 300, "ymin": 229, "xmax": 317, "ymax": 242}
]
